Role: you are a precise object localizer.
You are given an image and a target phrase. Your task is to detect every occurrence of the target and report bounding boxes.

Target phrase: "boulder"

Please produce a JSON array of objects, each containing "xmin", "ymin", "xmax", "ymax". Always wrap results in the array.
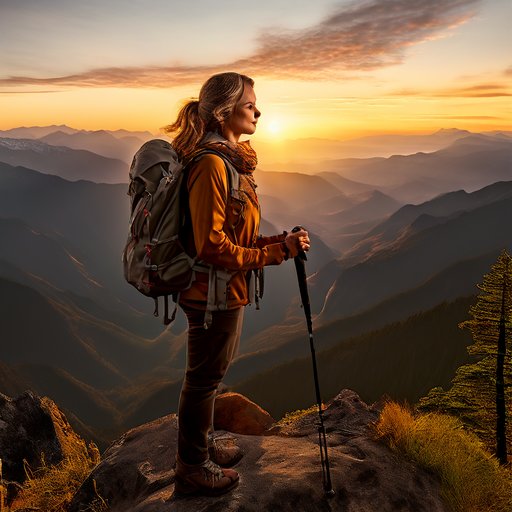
[
  {"xmin": 267, "ymin": 389, "xmax": 379, "ymax": 437},
  {"xmin": 0, "ymin": 390, "xmax": 95, "ymax": 501},
  {"xmin": 69, "ymin": 390, "xmax": 448, "ymax": 512},
  {"xmin": 214, "ymin": 392, "xmax": 274, "ymax": 435},
  {"xmin": 0, "ymin": 391, "xmax": 86, "ymax": 482}
]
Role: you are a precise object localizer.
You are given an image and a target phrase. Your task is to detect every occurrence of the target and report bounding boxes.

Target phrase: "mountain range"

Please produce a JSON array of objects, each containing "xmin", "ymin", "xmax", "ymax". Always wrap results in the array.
[
  {"xmin": 315, "ymin": 182, "xmax": 512, "ymax": 323},
  {"xmin": 335, "ymin": 134, "xmax": 512, "ymax": 195},
  {"xmin": 0, "ymin": 125, "xmax": 511, "ymax": 446},
  {"xmin": 0, "ymin": 138, "xmax": 130, "ymax": 183},
  {"xmin": 0, "ymin": 125, "xmax": 152, "ymax": 161},
  {"xmin": 254, "ymin": 127, "xmax": 486, "ymax": 164}
]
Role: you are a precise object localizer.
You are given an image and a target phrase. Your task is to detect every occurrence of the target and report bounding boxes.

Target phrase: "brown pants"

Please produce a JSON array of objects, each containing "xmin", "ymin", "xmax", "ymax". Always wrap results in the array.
[{"xmin": 177, "ymin": 304, "xmax": 244, "ymax": 465}]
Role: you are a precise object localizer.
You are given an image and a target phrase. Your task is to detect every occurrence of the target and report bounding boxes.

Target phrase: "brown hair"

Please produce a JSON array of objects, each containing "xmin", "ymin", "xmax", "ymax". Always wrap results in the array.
[{"xmin": 164, "ymin": 72, "xmax": 254, "ymax": 160}]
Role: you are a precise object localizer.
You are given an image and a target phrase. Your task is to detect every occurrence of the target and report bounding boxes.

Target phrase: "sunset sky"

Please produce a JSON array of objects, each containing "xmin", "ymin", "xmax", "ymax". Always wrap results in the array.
[{"xmin": 0, "ymin": 0, "xmax": 510, "ymax": 140}]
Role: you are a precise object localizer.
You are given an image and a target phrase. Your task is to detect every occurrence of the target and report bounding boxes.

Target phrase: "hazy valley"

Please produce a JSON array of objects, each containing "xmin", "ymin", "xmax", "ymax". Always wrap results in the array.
[{"xmin": 0, "ymin": 125, "xmax": 511, "ymax": 447}]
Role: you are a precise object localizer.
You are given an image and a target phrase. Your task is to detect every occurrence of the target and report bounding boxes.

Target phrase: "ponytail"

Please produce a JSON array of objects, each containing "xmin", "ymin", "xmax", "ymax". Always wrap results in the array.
[
  {"xmin": 163, "ymin": 100, "xmax": 205, "ymax": 160},
  {"xmin": 163, "ymin": 72, "xmax": 254, "ymax": 161}
]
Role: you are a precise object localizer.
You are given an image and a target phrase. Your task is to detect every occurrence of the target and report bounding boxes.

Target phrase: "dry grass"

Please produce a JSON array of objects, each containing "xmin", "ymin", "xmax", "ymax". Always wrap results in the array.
[
  {"xmin": 375, "ymin": 401, "xmax": 512, "ymax": 512},
  {"xmin": 1, "ymin": 459, "xmax": 5, "ymax": 512},
  {"xmin": 8, "ymin": 442, "xmax": 107, "ymax": 512}
]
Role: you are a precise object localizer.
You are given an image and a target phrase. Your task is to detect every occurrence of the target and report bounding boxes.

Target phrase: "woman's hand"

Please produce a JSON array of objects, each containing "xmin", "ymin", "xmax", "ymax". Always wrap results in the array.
[{"xmin": 285, "ymin": 229, "xmax": 311, "ymax": 258}]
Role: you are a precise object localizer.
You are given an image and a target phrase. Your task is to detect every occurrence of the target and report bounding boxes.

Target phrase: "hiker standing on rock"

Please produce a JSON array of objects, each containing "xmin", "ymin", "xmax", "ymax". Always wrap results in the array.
[{"xmin": 165, "ymin": 72, "xmax": 310, "ymax": 496}]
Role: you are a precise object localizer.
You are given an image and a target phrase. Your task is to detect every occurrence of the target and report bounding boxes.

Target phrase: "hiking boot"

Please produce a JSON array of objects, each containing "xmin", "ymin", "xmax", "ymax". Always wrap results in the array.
[
  {"xmin": 208, "ymin": 432, "xmax": 244, "ymax": 468},
  {"xmin": 175, "ymin": 456, "xmax": 239, "ymax": 497}
]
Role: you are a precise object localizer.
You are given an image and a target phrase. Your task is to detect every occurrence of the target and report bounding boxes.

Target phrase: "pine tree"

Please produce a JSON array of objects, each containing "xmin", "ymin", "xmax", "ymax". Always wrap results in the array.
[
  {"xmin": 463, "ymin": 250, "xmax": 512, "ymax": 463},
  {"xmin": 419, "ymin": 250, "xmax": 512, "ymax": 463}
]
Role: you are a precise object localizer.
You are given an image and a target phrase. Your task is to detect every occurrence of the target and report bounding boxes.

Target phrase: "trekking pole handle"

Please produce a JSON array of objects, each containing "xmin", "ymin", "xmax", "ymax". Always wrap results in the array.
[{"xmin": 291, "ymin": 225, "xmax": 307, "ymax": 261}]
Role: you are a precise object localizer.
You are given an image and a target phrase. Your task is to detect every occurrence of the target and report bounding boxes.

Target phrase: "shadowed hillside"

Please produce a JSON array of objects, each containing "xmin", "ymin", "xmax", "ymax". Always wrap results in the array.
[
  {"xmin": 0, "ymin": 161, "xmax": 335, "ymax": 340},
  {"xmin": 256, "ymin": 169, "xmax": 404, "ymax": 252},
  {"xmin": 305, "ymin": 178, "xmax": 512, "ymax": 317},
  {"xmin": 322, "ymin": 198, "xmax": 512, "ymax": 321},
  {"xmin": 342, "ymin": 181, "xmax": 512, "ymax": 265},
  {"xmin": 0, "ymin": 276, "xmax": 183, "ymax": 444},
  {"xmin": 235, "ymin": 297, "xmax": 474, "ymax": 419},
  {"xmin": 0, "ymin": 162, "xmax": 165, "ymax": 337}
]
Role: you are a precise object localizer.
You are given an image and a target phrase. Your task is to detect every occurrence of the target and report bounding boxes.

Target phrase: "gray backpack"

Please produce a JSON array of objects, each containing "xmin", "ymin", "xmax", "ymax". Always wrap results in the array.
[{"xmin": 122, "ymin": 138, "xmax": 239, "ymax": 327}]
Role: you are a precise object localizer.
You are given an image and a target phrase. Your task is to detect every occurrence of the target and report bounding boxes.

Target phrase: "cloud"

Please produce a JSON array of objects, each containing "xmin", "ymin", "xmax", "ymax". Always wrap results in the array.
[
  {"xmin": 0, "ymin": 66, "xmax": 213, "ymax": 89},
  {"xmin": 0, "ymin": 90, "xmax": 62, "ymax": 94},
  {"xmin": 0, "ymin": 0, "xmax": 481, "ymax": 88},
  {"xmin": 456, "ymin": 84, "xmax": 512, "ymax": 97},
  {"xmin": 243, "ymin": 0, "xmax": 480, "ymax": 76},
  {"xmin": 419, "ymin": 115, "xmax": 503, "ymax": 120},
  {"xmin": 393, "ymin": 83, "xmax": 512, "ymax": 98}
]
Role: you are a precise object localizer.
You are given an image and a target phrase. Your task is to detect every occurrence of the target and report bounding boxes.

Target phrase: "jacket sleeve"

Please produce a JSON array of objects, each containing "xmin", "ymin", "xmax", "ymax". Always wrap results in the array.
[
  {"xmin": 256, "ymin": 233, "xmax": 287, "ymax": 248},
  {"xmin": 187, "ymin": 154, "xmax": 286, "ymax": 270}
]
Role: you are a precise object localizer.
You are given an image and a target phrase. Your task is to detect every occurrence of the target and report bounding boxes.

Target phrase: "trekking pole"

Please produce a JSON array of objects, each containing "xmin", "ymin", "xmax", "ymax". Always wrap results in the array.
[{"xmin": 291, "ymin": 227, "xmax": 335, "ymax": 498}]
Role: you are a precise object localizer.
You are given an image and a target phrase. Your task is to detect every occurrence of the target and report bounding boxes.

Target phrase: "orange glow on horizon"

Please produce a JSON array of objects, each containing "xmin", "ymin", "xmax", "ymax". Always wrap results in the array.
[{"xmin": 0, "ymin": 76, "xmax": 510, "ymax": 140}]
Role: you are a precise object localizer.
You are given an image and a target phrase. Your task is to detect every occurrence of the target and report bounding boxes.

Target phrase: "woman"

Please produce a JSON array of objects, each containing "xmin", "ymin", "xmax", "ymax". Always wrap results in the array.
[{"xmin": 165, "ymin": 72, "xmax": 310, "ymax": 496}]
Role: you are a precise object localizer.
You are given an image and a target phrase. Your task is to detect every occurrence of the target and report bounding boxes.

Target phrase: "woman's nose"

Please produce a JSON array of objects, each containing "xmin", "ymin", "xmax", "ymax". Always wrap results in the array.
[{"xmin": 255, "ymin": 108, "xmax": 261, "ymax": 118}]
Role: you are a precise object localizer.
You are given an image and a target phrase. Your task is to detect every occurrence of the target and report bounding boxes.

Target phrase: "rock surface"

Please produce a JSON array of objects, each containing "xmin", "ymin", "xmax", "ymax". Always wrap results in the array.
[
  {"xmin": 69, "ymin": 389, "xmax": 449, "ymax": 512},
  {"xmin": 0, "ymin": 390, "xmax": 94, "ymax": 501},
  {"xmin": 0, "ymin": 391, "xmax": 82, "ymax": 481},
  {"xmin": 214, "ymin": 392, "xmax": 275, "ymax": 435}
]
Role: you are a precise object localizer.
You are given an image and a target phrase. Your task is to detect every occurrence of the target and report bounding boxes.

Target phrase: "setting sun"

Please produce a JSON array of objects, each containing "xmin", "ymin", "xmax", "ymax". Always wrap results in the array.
[{"xmin": 266, "ymin": 119, "xmax": 283, "ymax": 136}]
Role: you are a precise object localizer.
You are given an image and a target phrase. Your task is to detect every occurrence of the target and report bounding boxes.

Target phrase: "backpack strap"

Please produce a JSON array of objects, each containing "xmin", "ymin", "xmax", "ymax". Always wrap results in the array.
[
  {"xmin": 188, "ymin": 148, "xmax": 239, "ymax": 201},
  {"xmin": 202, "ymin": 266, "xmax": 233, "ymax": 329}
]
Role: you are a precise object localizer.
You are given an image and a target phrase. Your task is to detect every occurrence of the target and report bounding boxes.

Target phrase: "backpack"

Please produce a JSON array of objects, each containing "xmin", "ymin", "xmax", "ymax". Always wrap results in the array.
[{"xmin": 122, "ymin": 138, "xmax": 239, "ymax": 327}]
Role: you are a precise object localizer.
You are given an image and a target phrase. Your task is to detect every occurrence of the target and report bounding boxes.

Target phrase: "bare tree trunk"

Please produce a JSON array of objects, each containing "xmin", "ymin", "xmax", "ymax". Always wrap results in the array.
[{"xmin": 496, "ymin": 274, "xmax": 507, "ymax": 465}]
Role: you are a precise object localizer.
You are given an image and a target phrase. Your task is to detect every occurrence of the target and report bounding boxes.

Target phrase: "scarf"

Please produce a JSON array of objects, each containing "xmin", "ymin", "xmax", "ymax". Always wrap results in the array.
[{"xmin": 201, "ymin": 139, "xmax": 259, "ymax": 207}]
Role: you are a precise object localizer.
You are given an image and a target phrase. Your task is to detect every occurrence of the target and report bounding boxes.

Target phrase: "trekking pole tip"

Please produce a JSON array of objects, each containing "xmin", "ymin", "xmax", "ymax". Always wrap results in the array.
[{"xmin": 325, "ymin": 488, "xmax": 336, "ymax": 498}]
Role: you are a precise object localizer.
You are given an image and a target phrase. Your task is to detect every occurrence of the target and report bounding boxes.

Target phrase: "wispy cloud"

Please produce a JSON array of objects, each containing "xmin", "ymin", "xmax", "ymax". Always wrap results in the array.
[
  {"xmin": 0, "ymin": 90, "xmax": 62, "ymax": 94},
  {"xmin": 0, "ymin": 0, "xmax": 481, "ymax": 88},
  {"xmin": 456, "ymin": 84, "xmax": 512, "ymax": 97},
  {"xmin": 243, "ymin": 0, "xmax": 480, "ymax": 76},
  {"xmin": 394, "ymin": 82, "xmax": 512, "ymax": 98},
  {"xmin": 0, "ymin": 66, "xmax": 212, "ymax": 88},
  {"xmin": 419, "ymin": 115, "xmax": 503, "ymax": 120}
]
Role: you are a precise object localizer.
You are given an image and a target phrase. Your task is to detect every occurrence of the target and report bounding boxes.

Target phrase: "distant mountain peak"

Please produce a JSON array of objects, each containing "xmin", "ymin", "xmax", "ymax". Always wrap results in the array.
[
  {"xmin": 368, "ymin": 189, "xmax": 388, "ymax": 199},
  {"xmin": 37, "ymin": 129, "xmax": 69, "ymax": 138},
  {"xmin": 0, "ymin": 125, "xmax": 79, "ymax": 140},
  {"xmin": 451, "ymin": 133, "xmax": 511, "ymax": 146},
  {"xmin": 22, "ymin": 124, "xmax": 73, "ymax": 130},
  {"xmin": 434, "ymin": 128, "xmax": 471, "ymax": 135}
]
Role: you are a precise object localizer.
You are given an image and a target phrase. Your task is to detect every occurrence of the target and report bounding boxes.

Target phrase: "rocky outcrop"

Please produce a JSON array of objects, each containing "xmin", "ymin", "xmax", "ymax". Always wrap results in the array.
[
  {"xmin": 0, "ymin": 390, "xmax": 95, "ymax": 501},
  {"xmin": 69, "ymin": 389, "xmax": 448, "ymax": 512},
  {"xmin": 214, "ymin": 392, "xmax": 274, "ymax": 435}
]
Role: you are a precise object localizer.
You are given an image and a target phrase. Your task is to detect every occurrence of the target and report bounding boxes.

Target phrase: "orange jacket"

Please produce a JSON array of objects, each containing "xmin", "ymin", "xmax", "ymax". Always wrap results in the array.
[{"xmin": 179, "ymin": 153, "xmax": 286, "ymax": 308}]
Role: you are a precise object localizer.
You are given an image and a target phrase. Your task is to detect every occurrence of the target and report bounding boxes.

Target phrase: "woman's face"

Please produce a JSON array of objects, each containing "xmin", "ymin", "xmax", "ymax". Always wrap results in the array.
[{"xmin": 222, "ymin": 84, "xmax": 261, "ymax": 142}]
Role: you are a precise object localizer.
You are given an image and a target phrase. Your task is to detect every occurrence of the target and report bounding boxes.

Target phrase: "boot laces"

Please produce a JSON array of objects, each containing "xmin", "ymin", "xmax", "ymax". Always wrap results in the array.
[
  {"xmin": 200, "ymin": 459, "xmax": 225, "ymax": 485},
  {"xmin": 209, "ymin": 434, "xmax": 235, "ymax": 454}
]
